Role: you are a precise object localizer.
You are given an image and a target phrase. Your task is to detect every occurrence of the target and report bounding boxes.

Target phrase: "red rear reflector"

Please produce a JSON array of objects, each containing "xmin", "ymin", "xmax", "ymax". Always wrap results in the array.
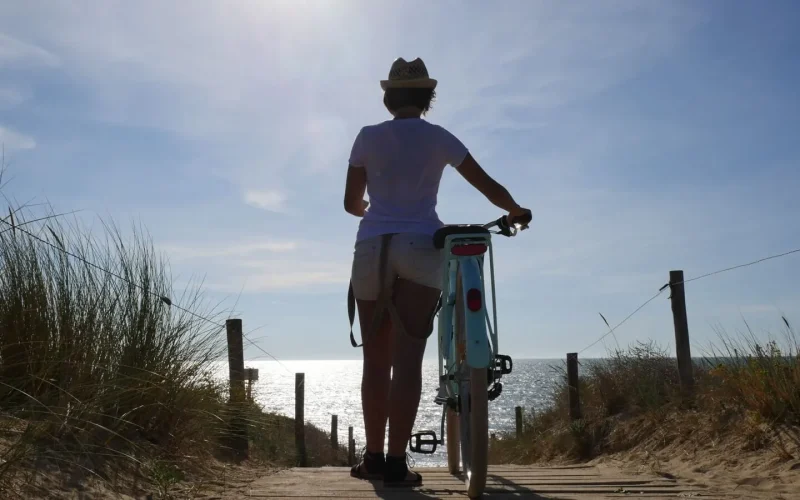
[
  {"xmin": 451, "ymin": 244, "xmax": 487, "ymax": 256},
  {"xmin": 467, "ymin": 288, "xmax": 482, "ymax": 312}
]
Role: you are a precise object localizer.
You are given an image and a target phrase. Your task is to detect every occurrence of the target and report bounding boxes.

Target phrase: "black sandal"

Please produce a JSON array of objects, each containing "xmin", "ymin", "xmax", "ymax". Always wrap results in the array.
[
  {"xmin": 350, "ymin": 449, "xmax": 385, "ymax": 480},
  {"xmin": 384, "ymin": 454, "xmax": 422, "ymax": 487}
]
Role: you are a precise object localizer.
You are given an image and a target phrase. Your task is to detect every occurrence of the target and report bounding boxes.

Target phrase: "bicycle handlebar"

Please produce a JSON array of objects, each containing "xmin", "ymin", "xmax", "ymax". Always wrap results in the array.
[{"xmin": 483, "ymin": 211, "xmax": 532, "ymax": 237}]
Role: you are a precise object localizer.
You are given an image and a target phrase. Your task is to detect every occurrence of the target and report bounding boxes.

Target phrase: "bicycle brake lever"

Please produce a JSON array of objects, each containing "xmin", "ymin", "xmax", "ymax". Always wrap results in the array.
[{"xmin": 496, "ymin": 217, "xmax": 514, "ymax": 237}]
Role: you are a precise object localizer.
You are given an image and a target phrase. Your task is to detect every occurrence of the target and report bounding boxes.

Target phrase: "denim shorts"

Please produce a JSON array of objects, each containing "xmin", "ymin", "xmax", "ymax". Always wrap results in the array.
[{"xmin": 350, "ymin": 233, "xmax": 443, "ymax": 300}]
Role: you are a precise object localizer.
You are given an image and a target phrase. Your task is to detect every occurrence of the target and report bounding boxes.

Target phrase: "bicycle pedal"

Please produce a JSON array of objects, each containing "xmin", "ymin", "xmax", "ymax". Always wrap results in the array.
[
  {"xmin": 408, "ymin": 430, "xmax": 439, "ymax": 454},
  {"xmin": 494, "ymin": 354, "xmax": 513, "ymax": 377}
]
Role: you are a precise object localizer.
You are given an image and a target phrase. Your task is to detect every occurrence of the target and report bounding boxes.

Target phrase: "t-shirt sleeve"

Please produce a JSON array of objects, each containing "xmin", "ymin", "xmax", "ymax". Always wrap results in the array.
[
  {"xmin": 437, "ymin": 126, "xmax": 469, "ymax": 167},
  {"xmin": 348, "ymin": 127, "xmax": 366, "ymax": 168}
]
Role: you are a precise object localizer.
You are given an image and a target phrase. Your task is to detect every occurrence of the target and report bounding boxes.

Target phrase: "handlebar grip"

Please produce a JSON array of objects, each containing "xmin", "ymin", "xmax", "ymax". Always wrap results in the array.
[
  {"xmin": 495, "ymin": 216, "xmax": 511, "ymax": 232},
  {"xmin": 489, "ymin": 211, "xmax": 532, "ymax": 236}
]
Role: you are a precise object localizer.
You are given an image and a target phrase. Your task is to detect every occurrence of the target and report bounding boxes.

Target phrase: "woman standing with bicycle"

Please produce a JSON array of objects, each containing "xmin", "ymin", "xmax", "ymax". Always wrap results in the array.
[{"xmin": 344, "ymin": 57, "xmax": 530, "ymax": 487}]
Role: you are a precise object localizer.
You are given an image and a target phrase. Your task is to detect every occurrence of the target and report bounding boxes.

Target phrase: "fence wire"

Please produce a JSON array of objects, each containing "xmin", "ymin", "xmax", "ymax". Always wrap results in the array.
[
  {"xmin": 0, "ymin": 215, "xmax": 292, "ymax": 374},
  {"xmin": 580, "ymin": 245, "xmax": 800, "ymax": 354}
]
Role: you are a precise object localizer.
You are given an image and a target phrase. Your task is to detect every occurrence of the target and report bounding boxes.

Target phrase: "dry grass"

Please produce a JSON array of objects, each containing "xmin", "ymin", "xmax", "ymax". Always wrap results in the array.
[
  {"xmin": 490, "ymin": 328, "xmax": 800, "ymax": 466},
  {"xmin": 0, "ymin": 198, "xmax": 344, "ymax": 498}
]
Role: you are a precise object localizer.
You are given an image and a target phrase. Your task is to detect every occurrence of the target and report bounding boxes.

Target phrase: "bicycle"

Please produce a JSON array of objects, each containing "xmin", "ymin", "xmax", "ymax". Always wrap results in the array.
[{"xmin": 407, "ymin": 212, "xmax": 531, "ymax": 498}]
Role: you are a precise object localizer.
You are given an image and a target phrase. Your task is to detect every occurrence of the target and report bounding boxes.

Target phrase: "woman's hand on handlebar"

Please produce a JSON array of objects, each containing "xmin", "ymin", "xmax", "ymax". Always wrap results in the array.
[
  {"xmin": 506, "ymin": 206, "xmax": 532, "ymax": 228},
  {"xmin": 485, "ymin": 208, "xmax": 531, "ymax": 236}
]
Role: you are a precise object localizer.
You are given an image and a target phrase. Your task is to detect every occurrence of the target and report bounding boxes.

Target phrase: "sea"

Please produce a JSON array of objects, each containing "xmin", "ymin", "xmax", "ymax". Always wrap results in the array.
[{"xmin": 222, "ymin": 359, "xmax": 564, "ymax": 466}]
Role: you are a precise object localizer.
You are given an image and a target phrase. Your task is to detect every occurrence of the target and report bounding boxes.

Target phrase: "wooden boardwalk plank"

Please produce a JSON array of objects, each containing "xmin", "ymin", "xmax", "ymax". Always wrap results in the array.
[{"xmin": 240, "ymin": 465, "xmax": 720, "ymax": 499}]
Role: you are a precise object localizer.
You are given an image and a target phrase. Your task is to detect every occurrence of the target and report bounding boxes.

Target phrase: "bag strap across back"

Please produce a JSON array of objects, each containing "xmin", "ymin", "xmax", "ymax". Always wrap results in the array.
[{"xmin": 348, "ymin": 234, "xmax": 442, "ymax": 347}]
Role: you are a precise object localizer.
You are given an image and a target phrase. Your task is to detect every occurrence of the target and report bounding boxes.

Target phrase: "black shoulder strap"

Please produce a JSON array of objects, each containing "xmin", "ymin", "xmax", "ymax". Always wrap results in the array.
[
  {"xmin": 347, "ymin": 233, "xmax": 443, "ymax": 347},
  {"xmin": 348, "ymin": 281, "xmax": 360, "ymax": 347},
  {"xmin": 348, "ymin": 233, "xmax": 393, "ymax": 348},
  {"xmin": 432, "ymin": 295, "xmax": 442, "ymax": 326}
]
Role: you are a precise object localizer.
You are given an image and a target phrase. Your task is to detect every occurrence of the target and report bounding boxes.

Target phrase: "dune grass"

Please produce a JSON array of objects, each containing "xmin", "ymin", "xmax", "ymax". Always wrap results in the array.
[
  {"xmin": 0, "ymin": 201, "xmax": 345, "ymax": 498},
  {"xmin": 490, "ymin": 326, "xmax": 800, "ymax": 465}
]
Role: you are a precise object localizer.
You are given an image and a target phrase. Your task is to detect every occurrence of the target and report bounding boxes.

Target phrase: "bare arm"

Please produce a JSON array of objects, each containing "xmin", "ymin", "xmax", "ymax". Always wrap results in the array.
[
  {"xmin": 343, "ymin": 165, "xmax": 369, "ymax": 217},
  {"xmin": 455, "ymin": 153, "xmax": 521, "ymax": 212}
]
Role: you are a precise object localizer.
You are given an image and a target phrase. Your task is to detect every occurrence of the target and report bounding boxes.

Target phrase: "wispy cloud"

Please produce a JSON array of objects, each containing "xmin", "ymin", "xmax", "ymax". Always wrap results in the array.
[
  {"xmin": 712, "ymin": 299, "xmax": 800, "ymax": 318},
  {"xmin": 163, "ymin": 240, "xmax": 298, "ymax": 260},
  {"xmin": 0, "ymin": 125, "xmax": 35, "ymax": 150},
  {"xmin": 161, "ymin": 237, "xmax": 350, "ymax": 293},
  {"xmin": 0, "ymin": 33, "xmax": 59, "ymax": 68},
  {"xmin": 0, "ymin": 87, "xmax": 27, "ymax": 109},
  {"xmin": 175, "ymin": 254, "xmax": 351, "ymax": 294},
  {"xmin": 737, "ymin": 304, "xmax": 780, "ymax": 315},
  {"xmin": 244, "ymin": 189, "xmax": 288, "ymax": 212},
  {"xmin": 205, "ymin": 265, "xmax": 349, "ymax": 294}
]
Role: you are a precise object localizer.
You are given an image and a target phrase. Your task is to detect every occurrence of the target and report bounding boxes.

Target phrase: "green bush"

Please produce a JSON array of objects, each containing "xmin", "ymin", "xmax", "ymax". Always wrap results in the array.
[
  {"xmin": 490, "ymin": 331, "xmax": 800, "ymax": 464},
  {"xmin": 0, "ymin": 203, "xmax": 344, "ymax": 496}
]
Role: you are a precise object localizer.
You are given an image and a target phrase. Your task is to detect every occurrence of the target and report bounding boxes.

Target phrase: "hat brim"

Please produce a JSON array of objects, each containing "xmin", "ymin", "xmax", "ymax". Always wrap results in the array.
[{"xmin": 380, "ymin": 78, "xmax": 438, "ymax": 90}]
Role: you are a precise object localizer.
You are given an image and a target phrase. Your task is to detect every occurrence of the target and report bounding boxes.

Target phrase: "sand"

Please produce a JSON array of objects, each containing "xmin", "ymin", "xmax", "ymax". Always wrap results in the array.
[{"xmin": 591, "ymin": 426, "xmax": 800, "ymax": 499}]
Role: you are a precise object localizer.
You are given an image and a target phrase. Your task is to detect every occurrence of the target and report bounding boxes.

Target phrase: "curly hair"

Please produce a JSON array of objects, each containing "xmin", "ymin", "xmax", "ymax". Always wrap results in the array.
[{"xmin": 383, "ymin": 87, "xmax": 436, "ymax": 116}]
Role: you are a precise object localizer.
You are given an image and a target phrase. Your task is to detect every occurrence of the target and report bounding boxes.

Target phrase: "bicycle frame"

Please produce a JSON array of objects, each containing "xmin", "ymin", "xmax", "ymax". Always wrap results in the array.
[
  {"xmin": 436, "ymin": 231, "xmax": 498, "ymax": 404},
  {"xmin": 408, "ymin": 215, "xmax": 526, "ymax": 456}
]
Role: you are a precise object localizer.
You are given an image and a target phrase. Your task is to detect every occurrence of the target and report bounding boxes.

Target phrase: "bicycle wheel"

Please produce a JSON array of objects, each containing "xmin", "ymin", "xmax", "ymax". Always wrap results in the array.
[
  {"xmin": 445, "ymin": 407, "xmax": 460, "ymax": 474},
  {"xmin": 454, "ymin": 275, "xmax": 489, "ymax": 498},
  {"xmin": 459, "ymin": 367, "xmax": 488, "ymax": 498},
  {"xmin": 446, "ymin": 272, "xmax": 464, "ymax": 475}
]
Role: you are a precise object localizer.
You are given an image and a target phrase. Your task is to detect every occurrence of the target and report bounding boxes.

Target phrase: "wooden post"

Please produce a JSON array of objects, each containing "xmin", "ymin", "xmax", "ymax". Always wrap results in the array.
[
  {"xmin": 567, "ymin": 352, "xmax": 582, "ymax": 420},
  {"xmin": 348, "ymin": 426, "xmax": 355, "ymax": 465},
  {"xmin": 225, "ymin": 319, "xmax": 248, "ymax": 459},
  {"xmin": 515, "ymin": 406, "xmax": 523, "ymax": 437},
  {"xmin": 227, "ymin": 319, "xmax": 245, "ymax": 403},
  {"xmin": 331, "ymin": 415, "xmax": 338, "ymax": 450},
  {"xmin": 295, "ymin": 373, "xmax": 307, "ymax": 466},
  {"xmin": 669, "ymin": 270, "xmax": 694, "ymax": 398},
  {"xmin": 244, "ymin": 368, "xmax": 259, "ymax": 403}
]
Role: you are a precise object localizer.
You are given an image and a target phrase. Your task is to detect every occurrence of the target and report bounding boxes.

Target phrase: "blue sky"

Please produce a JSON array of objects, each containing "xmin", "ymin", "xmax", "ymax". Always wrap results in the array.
[{"xmin": 1, "ymin": 0, "xmax": 799, "ymax": 362}]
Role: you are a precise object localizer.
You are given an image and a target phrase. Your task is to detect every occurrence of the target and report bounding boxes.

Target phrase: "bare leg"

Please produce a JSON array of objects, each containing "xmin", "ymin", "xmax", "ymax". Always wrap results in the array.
[
  {"xmin": 356, "ymin": 299, "xmax": 394, "ymax": 455},
  {"xmin": 386, "ymin": 278, "xmax": 441, "ymax": 457}
]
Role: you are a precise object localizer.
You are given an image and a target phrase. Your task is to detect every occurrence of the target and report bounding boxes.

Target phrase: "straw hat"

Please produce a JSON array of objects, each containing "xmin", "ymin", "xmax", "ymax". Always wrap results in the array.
[{"xmin": 380, "ymin": 57, "xmax": 438, "ymax": 90}]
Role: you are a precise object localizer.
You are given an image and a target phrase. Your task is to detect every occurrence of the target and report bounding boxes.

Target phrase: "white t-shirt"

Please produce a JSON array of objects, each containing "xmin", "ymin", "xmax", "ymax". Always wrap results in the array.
[{"xmin": 348, "ymin": 118, "xmax": 469, "ymax": 242}]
